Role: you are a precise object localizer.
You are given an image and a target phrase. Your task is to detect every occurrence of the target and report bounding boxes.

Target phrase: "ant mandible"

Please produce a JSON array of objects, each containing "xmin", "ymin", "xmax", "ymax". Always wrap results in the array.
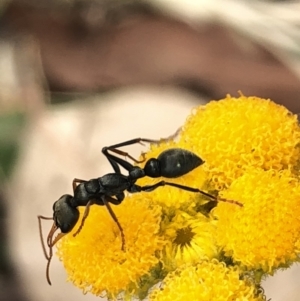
[{"xmin": 38, "ymin": 137, "xmax": 242, "ymax": 285}]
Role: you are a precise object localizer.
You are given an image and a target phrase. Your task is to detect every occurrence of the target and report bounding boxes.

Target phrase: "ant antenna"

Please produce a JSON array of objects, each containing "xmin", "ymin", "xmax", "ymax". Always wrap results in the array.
[
  {"xmin": 38, "ymin": 215, "xmax": 52, "ymax": 259},
  {"xmin": 38, "ymin": 216, "xmax": 65, "ymax": 285}
]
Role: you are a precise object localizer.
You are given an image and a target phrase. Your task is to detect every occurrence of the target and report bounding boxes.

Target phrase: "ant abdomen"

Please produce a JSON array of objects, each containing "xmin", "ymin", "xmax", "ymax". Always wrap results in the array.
[{"xmin": 144, "ymin": 148, "xmax": 204, "ymax": 178}]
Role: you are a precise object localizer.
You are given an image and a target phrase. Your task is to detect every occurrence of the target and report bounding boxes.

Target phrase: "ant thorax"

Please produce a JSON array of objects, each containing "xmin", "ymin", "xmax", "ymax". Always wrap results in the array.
[{"xmin": 73, "ymin": 182, "xmax": 95, "ymax": 205}]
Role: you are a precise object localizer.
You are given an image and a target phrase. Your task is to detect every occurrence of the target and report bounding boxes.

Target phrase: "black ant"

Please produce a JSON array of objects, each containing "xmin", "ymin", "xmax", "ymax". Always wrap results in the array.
[{"xmin": 38, "ymin": 137, "xmax": 242, "ymax": 285}]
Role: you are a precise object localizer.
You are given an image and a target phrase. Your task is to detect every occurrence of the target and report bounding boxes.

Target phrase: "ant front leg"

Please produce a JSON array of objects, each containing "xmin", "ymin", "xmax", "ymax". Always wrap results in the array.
[{"xmin": 73, "ymin": 199, "xmax": 94, "ymax": 237}]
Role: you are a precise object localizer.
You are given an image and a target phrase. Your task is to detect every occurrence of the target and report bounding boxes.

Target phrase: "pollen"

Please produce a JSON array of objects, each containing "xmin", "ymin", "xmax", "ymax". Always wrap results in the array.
[
  {"xmin": 149, "ymin": 259, "xmax": 266, "ymax": 301},
  {"xmin": 56, "ymin": 196, "xmax": 164, "ymax": 299},
  {"xmin": 180, "ymin": 95, "xmax": 300, "ymax": 189},
  {"xmin": 213, "ymin": 168, "xmax": 300, "ymax": 273}
]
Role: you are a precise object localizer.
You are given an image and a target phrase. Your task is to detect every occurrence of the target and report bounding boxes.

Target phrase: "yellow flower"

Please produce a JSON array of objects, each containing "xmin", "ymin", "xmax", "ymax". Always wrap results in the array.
[
  {"xmin": 149, "ymin": 259, "xmax": 266, "ymax": 301},
  {"xmin": 57, "ymin": 196, "xmax": 164, "ymax": 299},
  {"xmin": 161, "ymin": 211, "xmax": 217, "ymax": 270},
  {"xmin": 214, "ymin": 168, "xmax": 300, "ymax": 273},
  {"xmin": 180, "ymin": 95, "xmax": 300, "ymax": 189}
]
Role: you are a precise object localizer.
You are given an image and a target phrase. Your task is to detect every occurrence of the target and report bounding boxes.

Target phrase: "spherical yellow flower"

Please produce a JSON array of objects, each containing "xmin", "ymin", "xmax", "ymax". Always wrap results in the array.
[
  {"xmin": 161, "ymin": 211, "xmax": 217, "ymax": 270},
  {"xmin": 57, "ymin": 196, "xmax": 164, "ymax": 299},
  {"xmin": 149, "ymin": 259, "xmax": 266, "ymax": 301},
  {"xmin": 180, "ymin": 95, "xmax": 300, "ymax": 189},
  {"xmin": 214, "ymin": 168, "xmax": 300, "ymax": 273}
]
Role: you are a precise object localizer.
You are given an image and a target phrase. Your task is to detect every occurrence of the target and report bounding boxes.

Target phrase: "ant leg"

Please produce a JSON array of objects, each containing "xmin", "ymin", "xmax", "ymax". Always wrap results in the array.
[
  {"xmin": 102, "ymin": 196, "xmax": 125, "ymax": 251},
  {"xmin": 72, "ymin": 178, "xmax": 87, "ymax": 192},
  {"xmin": 161, "ymin": 127, "xmax": 181, "ymax": 142},
  {"xmin": 138, "ymin": 181, "xmax": 243, "ymax": 207},
  {"xmin": 102, "ymin": 143, "xmax": 146, "ymax": 174},
  {"xmin": 103, "ymin": 151, "xmax": 138, "ymax": 174},
  {"xmin": 104, "ymin": 129, "xmax": 181, "ymax": 151},
  {"xmin": 73, "ymin": 200, "xmax": 94, "ymax": 236},
  {"xmin": 103, "ymin": 138, "xmax": 162, "ymax": 151},
  {"xmin": 102, "ymin": 138, "xmax": 165, "ymax": 169},
  {"xmin": 105, "ymin": 148, "xmax": 146, "ymax": 164},
  {"xmin": 102, "ymin": 134, "xmax": 179, "ymax": 174},
  {"xmin": 104, "ymin": 194, "xmax": 124, "ymax": 205},
  {"xmin": 103, "ymin": 130, "xmax": 181, "ymax": 164}
]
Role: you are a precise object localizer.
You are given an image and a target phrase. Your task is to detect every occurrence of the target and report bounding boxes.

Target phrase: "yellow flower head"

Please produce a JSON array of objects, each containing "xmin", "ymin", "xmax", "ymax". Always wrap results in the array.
[
  {"xmin": 149, "ymin": 259, "xmax": 266, "ymax": 301},
  {"xmin": 161, "ymin": 211, "xmax": 217, "ymax": 270},
  {"xmin": 214, "ymin": 168, "xmax": 300, "ymax": 273},
  {"xmin": 180, "ymin": 95, "xmax": 300, "ymax": 189},
  {"xmin": 57, "ymin": 196, "xmax": 164, "ymax": 299}
]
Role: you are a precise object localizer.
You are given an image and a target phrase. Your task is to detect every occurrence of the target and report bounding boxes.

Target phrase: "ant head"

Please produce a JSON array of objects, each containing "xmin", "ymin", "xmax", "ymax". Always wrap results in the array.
[
  {"xmin": 38, "ymin": 194, "xmax": 80, "ymax": 285},
  {"xmin": 53, "ymin": 194, "xmax": 80, "ymax": 233}
]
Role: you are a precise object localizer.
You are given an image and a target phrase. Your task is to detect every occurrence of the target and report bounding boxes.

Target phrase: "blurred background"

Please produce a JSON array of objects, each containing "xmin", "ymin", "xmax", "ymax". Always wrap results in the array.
[{"xmin": 1, "ymin": 0, "xmax": 300, "ymax": 300}]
